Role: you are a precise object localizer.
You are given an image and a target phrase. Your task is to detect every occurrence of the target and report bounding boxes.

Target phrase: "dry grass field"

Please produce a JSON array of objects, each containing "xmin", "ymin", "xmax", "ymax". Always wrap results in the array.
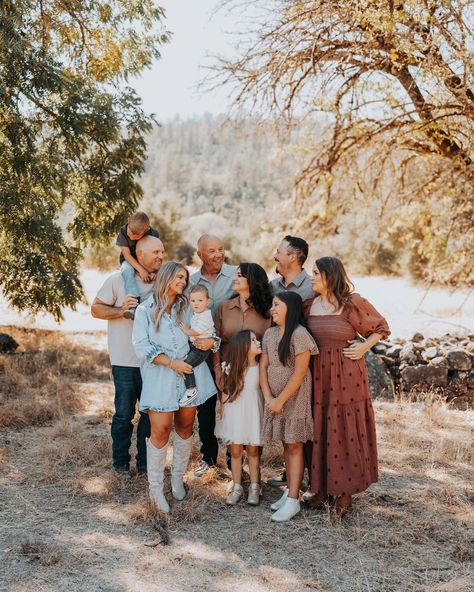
[{"xmin": 0, "ymin": 327, "xmax": 473, "ymax": 592}]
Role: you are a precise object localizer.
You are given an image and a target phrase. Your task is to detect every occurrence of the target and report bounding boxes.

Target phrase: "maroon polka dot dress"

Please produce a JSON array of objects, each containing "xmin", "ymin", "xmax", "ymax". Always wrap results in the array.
[{"xmin": 304, "ymin": 293, "xmax": 390, "ymax": 497}]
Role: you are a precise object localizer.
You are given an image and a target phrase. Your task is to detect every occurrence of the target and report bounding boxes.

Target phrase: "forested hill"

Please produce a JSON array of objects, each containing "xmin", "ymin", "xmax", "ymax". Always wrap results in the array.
[
  {"xmin": 138, "ymin": 115, "xmax": 402, "ymax": 277},
  {"xmin": 87, "ymin": 114, "xmax": 439, "ymax": 281},
  {"xmin": 140, "ymin": 115, "xmax": 303, "ymax": 265}
]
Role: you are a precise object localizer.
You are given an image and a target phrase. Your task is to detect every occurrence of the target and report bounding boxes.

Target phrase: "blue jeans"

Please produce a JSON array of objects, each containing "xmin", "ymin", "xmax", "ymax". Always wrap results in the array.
[
  {"xmin": 121, "ymin": 261, "xmax": 140, "ymax": 297},
  {"xmin": 111, "ymin": 366, "xmax": 150, "ymax": 469}
]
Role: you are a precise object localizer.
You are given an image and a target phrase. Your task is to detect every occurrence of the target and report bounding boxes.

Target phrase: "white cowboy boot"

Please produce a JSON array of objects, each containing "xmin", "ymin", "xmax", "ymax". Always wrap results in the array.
[
  {"xmin": 146, "ymin": 438, "xmax": 170, "ymax": 513},
  {"xmin": 271, "ymin": 497, "xmax": 301, "ymax": 522},
  {"xmin": 171, "ymin": 431, "xmax": 193, "ymax": 501},
  {"xmin": 270, "ymin": 487, "xmax": 289, "ymax": 511}
]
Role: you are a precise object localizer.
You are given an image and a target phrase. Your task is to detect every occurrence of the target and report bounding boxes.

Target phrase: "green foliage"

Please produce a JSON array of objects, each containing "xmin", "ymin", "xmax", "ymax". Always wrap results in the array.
[{"xmin": 0, "ymin": 0, "xmax": 169, "ymax": 319}]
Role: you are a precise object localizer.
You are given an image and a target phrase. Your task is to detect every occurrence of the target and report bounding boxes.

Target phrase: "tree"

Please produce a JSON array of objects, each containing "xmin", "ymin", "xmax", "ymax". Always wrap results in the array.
[
  {"xmin": 217, "ymin": 0, "xmax": 474, "ymax": 285},
  {"xmin": 0, "ymin": 0, "xmax": 169, "ymax": 319}
]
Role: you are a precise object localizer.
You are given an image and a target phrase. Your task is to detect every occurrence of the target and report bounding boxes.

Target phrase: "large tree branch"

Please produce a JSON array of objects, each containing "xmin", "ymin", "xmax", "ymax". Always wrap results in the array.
[{"xmin": 394, "ymin": 66, "xmax": 472, "ymax": 168}]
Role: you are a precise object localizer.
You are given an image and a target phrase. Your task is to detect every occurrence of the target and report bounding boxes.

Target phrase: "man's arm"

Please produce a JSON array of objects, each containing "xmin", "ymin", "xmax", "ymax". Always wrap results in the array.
[{"xmin": 91, "ymin": 296, "xmax": 138, "ymax": 320}]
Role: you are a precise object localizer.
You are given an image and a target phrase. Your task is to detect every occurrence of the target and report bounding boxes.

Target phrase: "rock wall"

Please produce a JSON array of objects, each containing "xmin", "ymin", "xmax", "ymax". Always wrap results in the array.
[{"xmin": 366, "ymin": 333, "xmax": 474, "ymax": 408}]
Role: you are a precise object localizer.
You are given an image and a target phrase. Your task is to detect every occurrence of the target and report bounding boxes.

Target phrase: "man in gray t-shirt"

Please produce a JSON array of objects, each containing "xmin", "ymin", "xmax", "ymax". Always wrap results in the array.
[
  {"xmin": 271, "ymin": 235, "xmax": 315, "ymax": 301},
  {"xmin": 91, "ymin": 236, "xmax": 165, "ymax": 476}
]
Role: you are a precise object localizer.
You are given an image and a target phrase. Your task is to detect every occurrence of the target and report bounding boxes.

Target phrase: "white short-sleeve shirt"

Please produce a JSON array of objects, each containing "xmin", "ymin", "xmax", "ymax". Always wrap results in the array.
[
  {"xmin": 95, "ymin": 271, "xmax": 155, "ymax": 367},
  {"xmin": 189, "ymin": 309, "xmax": 215, "ymax": 342}
]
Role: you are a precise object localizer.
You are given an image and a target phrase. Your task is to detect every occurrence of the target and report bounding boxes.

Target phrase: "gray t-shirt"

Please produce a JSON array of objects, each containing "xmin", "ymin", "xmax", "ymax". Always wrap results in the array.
[
  {"xmin": 96, "ymin": 271, "xmax": 154, "ymax": 367},
  {"xmin": 116, "ymin": 224, "xmax": 159, "ymax": 263},
  {"xmin": 270, "ymin": 270, "xmax": 315, "ymax": 302}
]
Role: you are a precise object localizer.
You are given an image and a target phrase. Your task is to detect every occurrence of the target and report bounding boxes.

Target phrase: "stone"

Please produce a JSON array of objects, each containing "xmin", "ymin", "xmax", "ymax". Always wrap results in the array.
[
  {"xmin": 389, "ymin": 365, "xmax": 400, "ymax": 379},
  {"xmin": 400, "ymin": 365, "xmax": 448, "ymax": 391},
  {"xmin": 467, "ymin": 371, "xmax": 474, "ymax": 390},
  {"xmin": 0, "ymin": 333, "xmax": 19, "ymax": 353},
  {"xmin": 446, "ymin": 349, "xmax": 472, "ymax": 371},
  {"xmin": 400, "ymin": 343, "xmax": 417, "ymax": 365},
  {"xmin": 446, "ymin": 372, "xmax": 469, "ymax": 398},
  {"xmin": 385, "ymin": 344, "xmax": 402, "ymax": 359},
  {"xmin": 379, "ymin": 354, "xmax": 396, "ymax": 367},
  {"xmin": 365, "ymin": 350, "xmax": 395, "ymax": 398},
  {"xmin": 422, "ymin": 346, "xmax": 439, "ymax": 361},
  {"xmin": 465, "ymin": 341, "xmax": 474, "ymax": 355},
  {"xmin": 372, "ymin": 343, "xmax": 388, "ymax": 355},
  {"xmin": 412, "ymin": 332, "xmax": 424, "ymax": 343},
  {"xmin": 430, "ymin": 356, "xmax": 449, "ymax": 369}
]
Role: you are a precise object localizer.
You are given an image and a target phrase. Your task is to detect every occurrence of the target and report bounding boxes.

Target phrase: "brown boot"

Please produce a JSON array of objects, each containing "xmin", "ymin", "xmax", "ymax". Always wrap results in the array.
[
  {"xmin": 305, "ymin": 491, "xmax": 328, "ymax": 510},
  {"xmin": 334, "ymin": 495, "xmax": 352, "ymax": 517}
]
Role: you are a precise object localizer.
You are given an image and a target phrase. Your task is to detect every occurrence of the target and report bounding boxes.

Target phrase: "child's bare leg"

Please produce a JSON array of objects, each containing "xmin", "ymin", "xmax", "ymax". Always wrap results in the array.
[
  {"xmin": 230, "ymin": 444, "xmax": 243, "ymax": 485},
  {"xmin": 283, "ymin": 444, "xmax": 290, "ymax": 491},
  {"xmin": 285, "ymin": 442, "xmax": 304, "ymax": 499},
  {"xmin": 246, "ymin": 445, "xmax": 260, "ymax": 484}
]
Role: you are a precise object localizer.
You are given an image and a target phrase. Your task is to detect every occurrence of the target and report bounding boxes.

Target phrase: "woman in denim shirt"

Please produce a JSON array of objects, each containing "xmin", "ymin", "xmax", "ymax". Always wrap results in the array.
[{"xmin": 133, "ymin": 262, "xmax": 217, "ymax": 512}]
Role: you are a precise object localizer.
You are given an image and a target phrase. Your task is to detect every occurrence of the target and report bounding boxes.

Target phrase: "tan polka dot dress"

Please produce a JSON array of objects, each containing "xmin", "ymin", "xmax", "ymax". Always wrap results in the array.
[
  {"xmin": 262, "ymin": 325, "xmax": 318, "ymax": 444},
  {"xmin": 304, "ymin": 293, "xmax": 390, "ymax": 497}
]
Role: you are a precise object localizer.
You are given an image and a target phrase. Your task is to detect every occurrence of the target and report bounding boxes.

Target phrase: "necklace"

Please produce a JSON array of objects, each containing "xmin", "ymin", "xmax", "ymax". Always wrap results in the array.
[{"xmin": 317, "ymin": 296, "xmax": 336, "ymax": 312}]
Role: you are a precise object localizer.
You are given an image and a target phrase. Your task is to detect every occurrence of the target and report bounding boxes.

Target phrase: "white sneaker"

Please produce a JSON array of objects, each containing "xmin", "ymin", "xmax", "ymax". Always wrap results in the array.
[
  {"xmin": 247, "ymin": 483, "xmax": 260, "ymax": 506},
  {"xmin": 271, "ymin": 497, "xmax": 301, "ymax": 522},
  {"xmin": 270, "ymin": 487, "xmax": 289, "ymax": 511},
  {"xmin": 226, "ymin": 483, "xmax": 243, "ymax": 505},
  {"xmin": 179, "ymin": 387, "xmax": 199, "ymax": 407}
]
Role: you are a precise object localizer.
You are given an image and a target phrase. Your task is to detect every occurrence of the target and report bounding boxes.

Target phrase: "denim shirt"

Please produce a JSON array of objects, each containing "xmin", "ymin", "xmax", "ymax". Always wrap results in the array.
[{"xmin": 132, "ymin": 296, "xmax": 217, "ymax": 412}]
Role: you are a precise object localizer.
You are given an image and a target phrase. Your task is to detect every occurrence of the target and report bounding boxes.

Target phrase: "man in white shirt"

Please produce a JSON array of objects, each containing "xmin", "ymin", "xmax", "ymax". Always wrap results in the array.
[{"xmin": 91, "ymin": 235, "xmax": 165, "ymax": 475}]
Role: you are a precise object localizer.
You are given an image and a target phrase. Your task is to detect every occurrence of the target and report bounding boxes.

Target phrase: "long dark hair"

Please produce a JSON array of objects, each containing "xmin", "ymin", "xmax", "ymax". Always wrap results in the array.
[
  {"xmin": 239, "ymin": 262, "xmax": 272, "ymax": 319},
  {"xmin": 273, "ymin": 291, "xmax": 306, "ymax": 366},
  {"xmin": 315, "ymin": 256, "xmax": 354, "ymax": 310},
  {"xmin": 222, "ymin": 330, "xmax": 253, "ymax": 404}
]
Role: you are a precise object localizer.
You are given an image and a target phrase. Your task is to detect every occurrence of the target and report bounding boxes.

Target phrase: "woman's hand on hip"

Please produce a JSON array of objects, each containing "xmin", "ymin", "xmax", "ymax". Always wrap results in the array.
[
  {"xmin": 172, "ymin": 360, "xmax": 193, "ymax": 375},
  {"xmin": 342, "ymin": 339, "xmax": 367, "ymax": 360},
  {"xmin": 193, "ymin": 337, "xmax": 215, "ymax": 351}
]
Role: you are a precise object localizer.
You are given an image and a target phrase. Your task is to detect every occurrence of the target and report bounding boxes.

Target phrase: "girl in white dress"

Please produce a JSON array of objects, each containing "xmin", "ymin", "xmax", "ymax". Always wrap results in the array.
[{"xmin": 215, "ymin": 330, "xmax": 263, "ymax": 506}]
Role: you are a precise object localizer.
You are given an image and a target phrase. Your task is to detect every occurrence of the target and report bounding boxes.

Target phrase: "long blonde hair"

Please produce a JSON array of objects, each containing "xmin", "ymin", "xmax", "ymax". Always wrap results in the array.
[{"xmin": 151, "ymin": 262, "xmax": 189, "ymax": 329}]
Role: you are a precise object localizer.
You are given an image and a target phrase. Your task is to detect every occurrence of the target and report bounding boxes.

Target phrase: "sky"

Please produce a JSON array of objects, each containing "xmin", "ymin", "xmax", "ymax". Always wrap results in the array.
[{"xmin": 131, "ymin": 0, "xmax": 240, "ymax": 121}]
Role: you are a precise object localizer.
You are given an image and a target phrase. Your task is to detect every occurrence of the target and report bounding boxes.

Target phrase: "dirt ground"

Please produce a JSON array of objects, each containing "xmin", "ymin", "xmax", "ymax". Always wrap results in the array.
[{"xmin": 0, "ymin": 329, "xmax": 473, "ymax": 592}]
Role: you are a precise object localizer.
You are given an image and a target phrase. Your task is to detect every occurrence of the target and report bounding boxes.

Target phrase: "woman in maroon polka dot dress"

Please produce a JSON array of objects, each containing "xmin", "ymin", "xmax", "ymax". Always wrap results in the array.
[{"xmin": 304, "ymin": 256, "xmax": 390, "ymax": 516}]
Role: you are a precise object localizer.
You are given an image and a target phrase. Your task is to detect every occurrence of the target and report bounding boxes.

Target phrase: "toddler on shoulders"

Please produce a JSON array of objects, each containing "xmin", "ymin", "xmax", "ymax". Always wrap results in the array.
[{"xmin": 116, "ymin": 211, "xmax": 159, "ymax": 319}]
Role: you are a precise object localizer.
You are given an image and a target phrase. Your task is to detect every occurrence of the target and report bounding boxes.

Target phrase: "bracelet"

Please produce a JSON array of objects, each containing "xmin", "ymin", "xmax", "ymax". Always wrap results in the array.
[{"xmin": 168, "ymin": 358, "xmax": 174, "ymax": 369}]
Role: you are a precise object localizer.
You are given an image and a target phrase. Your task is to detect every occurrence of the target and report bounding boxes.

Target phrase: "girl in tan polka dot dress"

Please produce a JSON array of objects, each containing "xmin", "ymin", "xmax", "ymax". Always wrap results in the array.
[{"xmin": 260, "ymin": 291, "xmax": 318, "ymax": 522}]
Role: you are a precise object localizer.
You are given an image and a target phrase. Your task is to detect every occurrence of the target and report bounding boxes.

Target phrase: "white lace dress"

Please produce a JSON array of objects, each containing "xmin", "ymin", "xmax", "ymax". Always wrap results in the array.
[{"xmin": 215, "ymin": 365, "xmax": 263, "ymax": 446}]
